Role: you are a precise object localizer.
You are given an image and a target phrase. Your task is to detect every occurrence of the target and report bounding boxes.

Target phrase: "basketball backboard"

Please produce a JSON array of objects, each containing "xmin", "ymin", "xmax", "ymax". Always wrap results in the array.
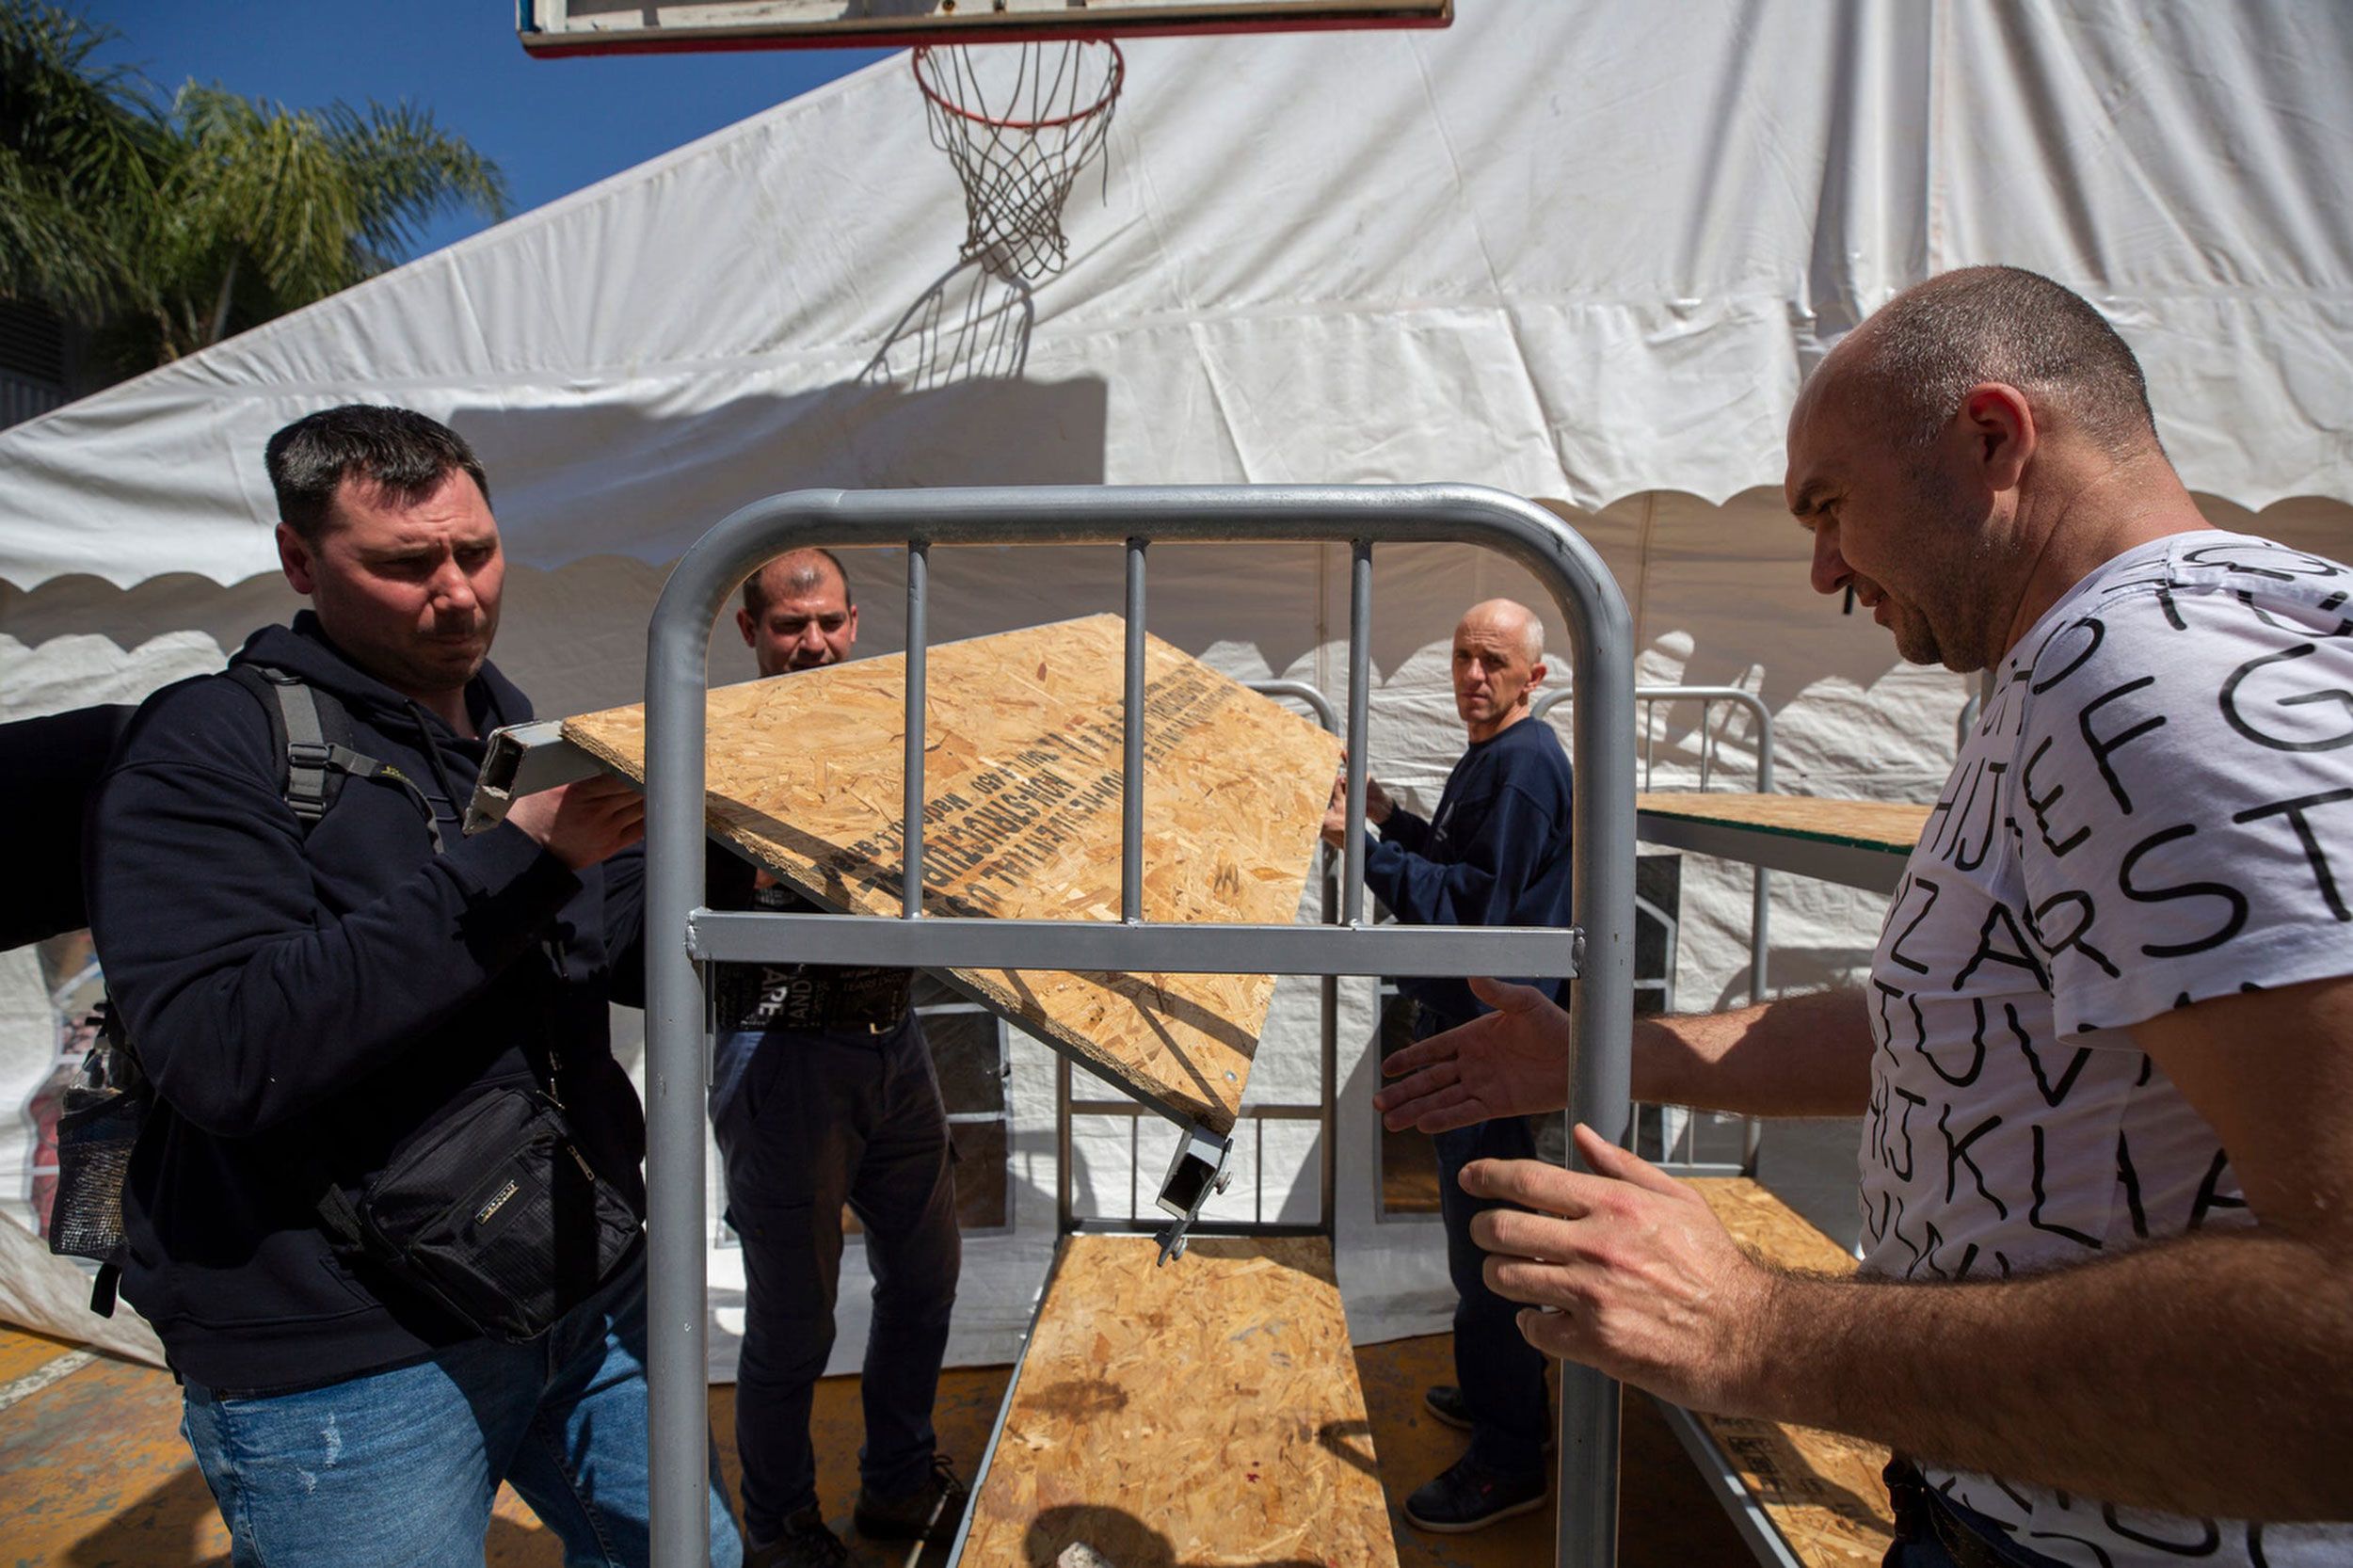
[{"xmin": 517, "ymin": 1, "xmax": 1451, "ymax": 58}]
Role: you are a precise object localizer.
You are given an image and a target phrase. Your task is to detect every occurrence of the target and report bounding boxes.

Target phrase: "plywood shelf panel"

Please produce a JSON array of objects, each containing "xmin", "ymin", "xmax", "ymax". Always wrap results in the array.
[
  {"xmin": 1637, "ymin": 791, "xmax": 1929, "ymax": 856},
  {"xmin": 1681, "ymin": 1176, "xmax": 1896, "ymax": 1568},
  {"xmin": 961, "ymin": 1234, "xmax": 1400, "ymax": 1567},
  {"xmin": 565, "ymin": 615, "xmax": 1341, "ymax": 1131}
]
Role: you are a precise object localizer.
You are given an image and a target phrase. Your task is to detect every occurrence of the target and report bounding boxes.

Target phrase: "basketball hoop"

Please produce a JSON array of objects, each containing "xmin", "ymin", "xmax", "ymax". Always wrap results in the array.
[{"xmin": 911, "ymin": 40, "xmax": 1124, "ymax": 282}]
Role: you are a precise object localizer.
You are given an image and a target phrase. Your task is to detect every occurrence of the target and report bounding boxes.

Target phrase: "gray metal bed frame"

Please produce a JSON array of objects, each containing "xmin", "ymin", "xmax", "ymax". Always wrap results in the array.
[{"xmin": 636, "ymin": 485, "xmax": 1636, "ymax": 1568}]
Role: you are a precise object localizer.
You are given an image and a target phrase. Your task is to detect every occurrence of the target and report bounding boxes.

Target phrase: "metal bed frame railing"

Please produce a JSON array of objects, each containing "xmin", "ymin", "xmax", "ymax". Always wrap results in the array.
[
  {"xmin": 1064, "ymin": 677, "xmax": 1784, "ymax": 1228},
  {"xmin": 641, "ymin": 485, "xmax": 1635, "ymax": 1568},
  {"xmin": 1536, "ymin": 683, "xmax": 1774, "ymax": 1176},
  {"xmin": 1055, "ymin": 678, "xmax": 1343, "ymax": 1239}
]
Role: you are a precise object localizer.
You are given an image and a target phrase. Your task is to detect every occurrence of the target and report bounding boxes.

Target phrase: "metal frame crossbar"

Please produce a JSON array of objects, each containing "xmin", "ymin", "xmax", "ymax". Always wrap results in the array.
[{"xmin": 639, "ymin": 484, "xmax": 1637, "ymax": 1568}]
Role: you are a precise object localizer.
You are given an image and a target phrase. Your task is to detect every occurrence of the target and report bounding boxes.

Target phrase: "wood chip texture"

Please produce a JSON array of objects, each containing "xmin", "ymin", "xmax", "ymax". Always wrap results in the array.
[
  {"xmin": 1638, "ymin": 790, "xmax": 1931, "ymax": 855},
  {"xmin": 962, "ymin": 1235, "xmax": 1400, "ymax": 1568},
  {"xmin": 563, "ymin": 615, "xmax": 1342, "ymax": 1132},
  {"xmin": 1684, "ymin": 1176, "xmax": 1896, "ymax": 1568}
]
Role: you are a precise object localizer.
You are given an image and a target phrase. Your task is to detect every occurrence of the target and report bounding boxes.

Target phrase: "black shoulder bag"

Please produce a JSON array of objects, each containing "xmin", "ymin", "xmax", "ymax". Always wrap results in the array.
[{"xmin": 312, "ymin": 1042, "xmax": 644, "ymax": 1343}]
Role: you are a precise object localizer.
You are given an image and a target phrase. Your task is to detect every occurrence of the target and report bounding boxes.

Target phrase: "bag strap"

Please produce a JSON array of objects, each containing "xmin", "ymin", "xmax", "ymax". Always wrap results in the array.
[
  {"xmin": 216, "ymin": 664, "xmax": 459, "ymax": 1259},
  {"xmin": 312, "ymin": 1177, "xmax": 368, "ymax": 1252},
  {"xmin": 265, "ymin": 665, "xmax": 343, "ymax": 826},
  {"xmin": 70, "ymin": 1000, "xmax": 143, "ymax": 1319},
  {"xmin": 223, "ymin": 664, "xmax": 445, "ymax": 853}
]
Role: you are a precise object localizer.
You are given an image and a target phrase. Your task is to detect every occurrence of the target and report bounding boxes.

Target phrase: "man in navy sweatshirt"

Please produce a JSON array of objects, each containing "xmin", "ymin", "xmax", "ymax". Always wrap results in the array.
[
  {"xmin": 1323, "ymin": 597, "xmax": 1573, "ymax": 1533},
  {"xmin": 85, "ymin": 406, "xmax": 741, "ymax": 1568}
]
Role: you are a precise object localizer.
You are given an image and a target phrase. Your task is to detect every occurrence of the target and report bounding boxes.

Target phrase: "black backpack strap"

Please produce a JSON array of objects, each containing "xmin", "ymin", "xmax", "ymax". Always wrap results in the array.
[{"xmin": 223, "ymin": 664, "xmax": 444, "ymax": 853}]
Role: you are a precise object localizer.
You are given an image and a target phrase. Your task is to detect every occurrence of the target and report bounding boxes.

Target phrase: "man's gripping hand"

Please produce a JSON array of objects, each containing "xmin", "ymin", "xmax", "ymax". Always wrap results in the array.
[
  {"xmin": 1374, "ymin": 976, "xmax": 1572, "ymax": 1132},
  {"xmin": 1465, "ymin": 1124, "xmax": 1776, "ymax": 1416},
  {"xmin": 504, "ymin": 776, "xmax": 646, "ymax": 870},
  {"xmin": 1318, "ymin": 762, "xmax": 1394, "ymax": 847}
]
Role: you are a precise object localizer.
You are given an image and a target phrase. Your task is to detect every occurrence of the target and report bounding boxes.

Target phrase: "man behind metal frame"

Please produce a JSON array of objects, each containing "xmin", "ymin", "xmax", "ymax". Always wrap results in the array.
[
  {"xmin": 1376, "ymin": 266, "xmax": 2353, "ymax": 1566},
  {"xmin": 1321, "ymin": 598, "xmax": 1573, "ymax": 1533},
  {"xmin": 715, "ymin": 548, "xmax": 968, "ymax": 1568}
]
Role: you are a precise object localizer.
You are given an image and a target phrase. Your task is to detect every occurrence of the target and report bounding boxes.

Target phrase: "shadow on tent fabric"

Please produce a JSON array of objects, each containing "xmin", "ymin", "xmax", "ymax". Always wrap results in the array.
[{"xmin": 447, "ymin": 372, "xmax": 1113, "ymax": 572}]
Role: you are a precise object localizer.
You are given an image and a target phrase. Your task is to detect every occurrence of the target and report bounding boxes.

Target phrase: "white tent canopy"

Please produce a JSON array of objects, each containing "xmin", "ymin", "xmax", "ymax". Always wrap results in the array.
[
  {"xmin": 5, "ymin": 0, "xmax": 2350, "ymax": 1371},
  {"xmin": 4, "ymin": 0, "xmax": 2350, "ymax": 592}
]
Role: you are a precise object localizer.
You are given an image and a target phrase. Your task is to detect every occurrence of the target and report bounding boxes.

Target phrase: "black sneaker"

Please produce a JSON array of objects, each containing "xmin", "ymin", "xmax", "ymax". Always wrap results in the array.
[
  {"xmin": 854, "ymin": 1453, "xmax": 970, "ymax": 1543},
  {"xmin": 1423, "ymin": 1384, "xmax": 1558, "ymax": 1450},
  {"xmin": 746, "ymin": 1509, "xmax": 849, "ymax": 1568},
  {"xmin": 1401, "ymin": 1453, "xmax": 1547, "ymax": 1534}
]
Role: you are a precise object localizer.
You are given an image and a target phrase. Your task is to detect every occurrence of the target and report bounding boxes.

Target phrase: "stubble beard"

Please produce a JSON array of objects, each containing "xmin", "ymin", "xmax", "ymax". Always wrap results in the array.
[
  {"xmin": 407, "ymin": 636, "xmax": 490, "ymax": 700},
  {"xmin": 416, "ymin": 603, "xmax": 497, "ymax": 692},
  {"xmin": 1892, "ymin": 460, "xmax": 2004, "ymax": 674}
]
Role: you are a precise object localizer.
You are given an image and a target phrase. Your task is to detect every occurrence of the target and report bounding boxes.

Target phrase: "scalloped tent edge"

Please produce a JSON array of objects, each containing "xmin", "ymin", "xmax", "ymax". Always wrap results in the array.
[{"xmin": 4, "ymin": 1, "xmax": 2351, "ymax": 592}]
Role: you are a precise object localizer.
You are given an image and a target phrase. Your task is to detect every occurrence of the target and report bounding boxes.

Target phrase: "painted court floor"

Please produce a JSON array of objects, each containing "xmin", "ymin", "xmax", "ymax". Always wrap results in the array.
[{"xmin": 0, "ymin": 1321, "xmax": 1750, "ymax": 1567}]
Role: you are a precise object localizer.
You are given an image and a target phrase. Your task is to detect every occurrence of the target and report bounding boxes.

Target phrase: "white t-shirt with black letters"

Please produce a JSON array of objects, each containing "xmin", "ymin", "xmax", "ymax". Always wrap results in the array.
[{"xmin": 1859, "ymin": 530, "xmax": 2353, "ymax": 1566}]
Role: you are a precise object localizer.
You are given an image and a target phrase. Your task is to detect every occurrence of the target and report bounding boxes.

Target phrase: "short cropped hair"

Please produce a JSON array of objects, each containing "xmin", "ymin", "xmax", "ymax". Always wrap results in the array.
[
  {"xmin": 741, "ymin": 549, "xmax": 854, "ymax": 618},
  {"xmin": 265, "ymin": 406, "xmax": 489, "ymax": 543},
  {"xmin": 1846, "ymin": 265, "xmax": 2161, "ymax": 458}
]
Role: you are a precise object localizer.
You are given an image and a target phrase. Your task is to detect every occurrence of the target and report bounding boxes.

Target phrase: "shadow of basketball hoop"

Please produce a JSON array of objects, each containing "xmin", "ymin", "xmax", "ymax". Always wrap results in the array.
[{"xmin": 862, "ymin": 257, "xmax": 1036, "ymax": 392}]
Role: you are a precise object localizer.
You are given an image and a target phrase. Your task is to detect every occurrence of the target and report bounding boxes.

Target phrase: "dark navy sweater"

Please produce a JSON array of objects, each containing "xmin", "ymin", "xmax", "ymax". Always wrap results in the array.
[
  {"xmin": 1362, "ymin": 715, "xmax": 1575, "ymax": 1029},
  {"xmin": 87, "ymin": 614, "xmax": 648, "ymax": 1392}
]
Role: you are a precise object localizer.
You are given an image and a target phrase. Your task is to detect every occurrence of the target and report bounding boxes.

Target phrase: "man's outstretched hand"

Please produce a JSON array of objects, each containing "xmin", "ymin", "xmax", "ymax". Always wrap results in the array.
[
  {"xmin": 1373, "ymin": 975, "xmax": 1573, "ymax": 1132},
  {"xmin": 1465, "ymin": 1124, "xmax": 1776, "ymax": 1416}
]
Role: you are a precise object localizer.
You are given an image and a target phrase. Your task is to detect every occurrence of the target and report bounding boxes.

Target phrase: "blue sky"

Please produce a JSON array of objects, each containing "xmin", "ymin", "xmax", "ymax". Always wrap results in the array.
[{"xmin": 80, "ymin": 1, "xmax": 887, "ymax": 260}]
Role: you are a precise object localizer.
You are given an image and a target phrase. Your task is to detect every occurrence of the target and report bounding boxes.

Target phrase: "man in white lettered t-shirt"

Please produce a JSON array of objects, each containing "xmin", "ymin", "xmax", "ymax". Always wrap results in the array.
[{"xmin": 1375, "ymin": 265, "xmax": 2353, "ymax": 1567}]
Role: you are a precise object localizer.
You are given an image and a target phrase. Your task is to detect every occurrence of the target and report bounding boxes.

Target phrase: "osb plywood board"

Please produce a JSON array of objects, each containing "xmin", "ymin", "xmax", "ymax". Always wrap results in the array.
[
  {"xmin": 1683, "ymin": 1177, "xmax": 1894, "ymax": 1568},
  {"xmin": 962, "ymin": 1235, "xmax": 1399, "ymax": 1568},
  {"xmin": 1638, "ymin": 791, "xmax": 1930, "ymax": 856},
  {"xmin": 564, "ymin": 615, "xmax": 1341, "ymax": 1132}
]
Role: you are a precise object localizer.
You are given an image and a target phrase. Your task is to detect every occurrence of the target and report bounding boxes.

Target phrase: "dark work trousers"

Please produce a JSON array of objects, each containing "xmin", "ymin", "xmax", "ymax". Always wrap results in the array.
[
  {"xmin": 711, "ymin": 1014, "xmax": 960, "ymax": 1543},
  {"xmin": 1883, "ymin": 1526, "xmax": 2071, "ymax": 1568},
  {"xmin": 1881, "ymin": 1461, "xmax": 2075, "ymax": 1568},
  {"xmin": 1430, "ymin": 1052, "xmax": 1551, "ymax": 1480}
]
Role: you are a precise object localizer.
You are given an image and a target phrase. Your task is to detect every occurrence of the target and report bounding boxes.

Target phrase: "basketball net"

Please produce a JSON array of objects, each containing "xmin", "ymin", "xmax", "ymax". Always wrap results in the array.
[{"xmin": 911, "ymin": 40, "xmax": 1124, "ymax": 282}]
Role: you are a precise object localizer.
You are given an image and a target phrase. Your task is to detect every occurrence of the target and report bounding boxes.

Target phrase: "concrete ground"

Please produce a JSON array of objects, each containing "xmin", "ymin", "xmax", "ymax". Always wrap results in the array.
[{"xmin": 0, "ymin": 1320, "xmax": 1753, "ymax": 1567}]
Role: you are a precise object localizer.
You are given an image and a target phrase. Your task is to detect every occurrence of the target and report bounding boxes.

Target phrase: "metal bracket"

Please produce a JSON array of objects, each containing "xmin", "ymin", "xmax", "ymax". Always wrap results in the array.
[
  {"xmin": 1151, "ymin": 1123, "xmax": 1235, "ymax": 1265},
  {"xmin": 461, "ymin": 719, "xmax": 611, "ymax": 835}
]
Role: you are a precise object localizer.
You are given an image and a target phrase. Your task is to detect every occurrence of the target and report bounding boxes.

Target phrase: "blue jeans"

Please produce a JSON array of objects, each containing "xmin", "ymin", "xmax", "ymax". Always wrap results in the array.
[
  {"xmin": 180, "ymin": 1263, "xmax": 743, "ymax": 1568},
  {"xmin": 1433, "ymin": 1113, "xmax": 1552, "ymax": 1479},
  {"xmin": 712, "ymin": 1015, "xmax": 960, "ymax": 1543}
]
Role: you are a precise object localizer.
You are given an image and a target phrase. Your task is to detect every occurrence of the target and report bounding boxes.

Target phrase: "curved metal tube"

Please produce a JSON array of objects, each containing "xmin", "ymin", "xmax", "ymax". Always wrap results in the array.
[{"xmin": 640, "ymin": 484, "xmax": 1636, "ymax": 1568}]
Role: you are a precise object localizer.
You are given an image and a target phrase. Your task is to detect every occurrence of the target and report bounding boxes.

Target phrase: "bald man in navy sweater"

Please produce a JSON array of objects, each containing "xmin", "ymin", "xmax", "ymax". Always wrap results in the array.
[{"xmin": 1322, "ymin": 598, "xmax": 1574, "ymax": 1533}]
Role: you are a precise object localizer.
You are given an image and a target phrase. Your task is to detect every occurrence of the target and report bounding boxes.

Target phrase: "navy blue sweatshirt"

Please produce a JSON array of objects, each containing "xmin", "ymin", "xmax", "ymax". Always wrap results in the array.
[
  {"xmin": 1362, "ymin": 715, "xmax": 1575, "ymax": 1030},
  {"xmin": 86, "ymin": 614, "xmax": 648, "ymax": 1392}
]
